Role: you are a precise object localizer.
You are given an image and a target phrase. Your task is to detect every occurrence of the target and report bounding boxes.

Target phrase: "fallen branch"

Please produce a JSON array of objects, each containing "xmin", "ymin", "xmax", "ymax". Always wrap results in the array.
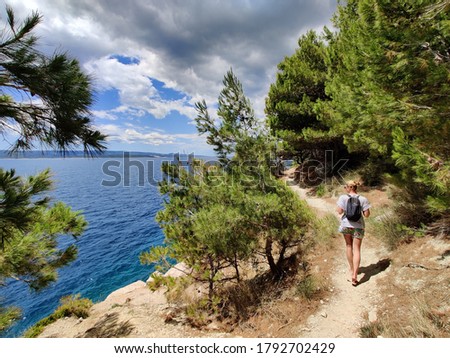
[{"xmin": 405, "ymin": 263, "xmax": 450, "ymax": 270}]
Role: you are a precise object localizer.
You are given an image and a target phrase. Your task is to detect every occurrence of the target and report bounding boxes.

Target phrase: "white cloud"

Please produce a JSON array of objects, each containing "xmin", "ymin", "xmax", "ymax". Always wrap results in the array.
[
  {"xmin": 96, "ymin": 123, "xmax": 205, "ymax": 147},
  {"xmin": 92, "ymin": 110, "xmax": 118, "ymax": 121},
  {"xmin": 97, "ymin": 124, "xmax": 169, "ymax": 145},
  {"xmin": 123, "ymin": 129, "xmax": 175, "ymax": 145},
  {"xmin": 84, "ymin": 55, "xmax": 198, "ymax": 119}
]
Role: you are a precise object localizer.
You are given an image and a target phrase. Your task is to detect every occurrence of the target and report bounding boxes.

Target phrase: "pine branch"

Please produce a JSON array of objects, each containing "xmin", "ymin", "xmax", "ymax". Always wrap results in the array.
[{"xmin": 422, "ymin": 0, "xmax": 450, "ymax": 19}]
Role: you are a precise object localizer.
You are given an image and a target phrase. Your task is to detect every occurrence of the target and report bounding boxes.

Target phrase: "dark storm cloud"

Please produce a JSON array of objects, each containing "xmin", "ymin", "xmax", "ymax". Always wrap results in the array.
[
  {"xmin": 5, "ymin": 0, "xmax": 337, "ymax": 115},
  {"xmin": 84, "ymin": 1, "xmax": 334, "ymax": 86}
]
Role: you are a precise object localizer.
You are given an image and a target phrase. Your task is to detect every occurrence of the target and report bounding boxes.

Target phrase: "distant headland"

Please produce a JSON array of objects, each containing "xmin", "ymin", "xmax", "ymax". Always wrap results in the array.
[{"xmin": 0, "ymin": 150, "xmax": 175, "ymax": 159}]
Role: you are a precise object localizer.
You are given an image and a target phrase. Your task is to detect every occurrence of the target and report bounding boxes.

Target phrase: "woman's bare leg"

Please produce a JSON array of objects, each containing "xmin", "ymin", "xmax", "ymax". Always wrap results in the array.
[
  {"xmin": 352, "ymin": 238, "xmax": 363, "ymax": 283},
  {"xmin": 344, "ymin": 234, "xmax": 354, "ymax": 279}
]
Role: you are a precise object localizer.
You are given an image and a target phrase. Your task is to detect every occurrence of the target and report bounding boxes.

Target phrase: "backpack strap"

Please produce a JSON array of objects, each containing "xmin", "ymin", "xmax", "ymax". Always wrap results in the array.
[
  {"xmin": 343, "ymin": 194, "xmax": 351, "ymax": 218},
  {"xmin": 347, "ymin": 194, "xmax": 359, "ymax": 198}
]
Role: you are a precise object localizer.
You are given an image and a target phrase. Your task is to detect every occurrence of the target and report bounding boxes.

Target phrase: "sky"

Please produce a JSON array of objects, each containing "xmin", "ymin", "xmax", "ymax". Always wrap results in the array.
[{"xmin": 2, "ymin": 0, "xmax": 337, "ymax": 155}]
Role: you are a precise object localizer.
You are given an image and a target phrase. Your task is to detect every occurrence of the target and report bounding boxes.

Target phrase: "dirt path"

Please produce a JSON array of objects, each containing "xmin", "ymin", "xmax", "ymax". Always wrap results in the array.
[{"xmin": 285, "ymin": 179, "xmax": 390, "ymax": 338}]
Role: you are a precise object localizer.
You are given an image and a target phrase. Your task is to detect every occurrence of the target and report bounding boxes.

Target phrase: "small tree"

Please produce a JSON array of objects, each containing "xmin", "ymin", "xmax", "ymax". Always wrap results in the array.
[
  {"xmin": 0, "ymin": 169, "xmax": 86, "ymax": 312},
  {"xmin": 141, "ymin": 160, "xmax": 257, "ymax": 300},
  {"xmin": 141, "ymin": 70, "xmax": 312, "ymax": 304},
  {"xmin": 250, "ymin": 180, "xmax": 312, "ymax": 279},
  {"xmin": 195, "ymin": 69, "xmax": 258, "ymax": 166}
]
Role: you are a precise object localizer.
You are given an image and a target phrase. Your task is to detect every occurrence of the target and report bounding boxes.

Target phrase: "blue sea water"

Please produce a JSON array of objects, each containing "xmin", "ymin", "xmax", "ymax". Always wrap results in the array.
[{"xmin": 0, "ymin": 156, "xmax": 173, "ymax": 337}]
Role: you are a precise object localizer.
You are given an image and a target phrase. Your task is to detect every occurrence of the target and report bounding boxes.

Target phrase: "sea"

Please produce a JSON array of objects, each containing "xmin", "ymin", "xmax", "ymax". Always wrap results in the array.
[{"xmin": 0, "ymin": 154, "xmax": 192, "ymax": 337}]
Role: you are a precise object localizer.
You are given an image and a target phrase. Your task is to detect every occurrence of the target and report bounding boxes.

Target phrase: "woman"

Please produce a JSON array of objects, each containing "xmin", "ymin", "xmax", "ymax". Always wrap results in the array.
[{"xmin": 336, "ymin": 180, "xmax": 371, "ymax": 286}]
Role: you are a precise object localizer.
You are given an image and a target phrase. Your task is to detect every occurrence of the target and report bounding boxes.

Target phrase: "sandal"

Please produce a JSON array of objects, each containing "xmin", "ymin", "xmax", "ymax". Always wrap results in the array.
[{"xmin": 351, "ymin": 279, "xmax": 358, "ymax": 287}]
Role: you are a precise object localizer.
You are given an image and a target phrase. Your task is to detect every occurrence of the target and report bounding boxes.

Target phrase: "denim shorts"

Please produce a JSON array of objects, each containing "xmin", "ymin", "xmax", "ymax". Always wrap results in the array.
[{"xmin": 339, "ymin": 227, "xmax": 365, "ymax": 239}]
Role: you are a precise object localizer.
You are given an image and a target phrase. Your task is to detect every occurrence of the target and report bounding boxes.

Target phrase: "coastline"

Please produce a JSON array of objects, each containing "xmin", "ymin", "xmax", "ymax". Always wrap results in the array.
[{"xmin": 37, "ymin": 263, "xmax": 226, "ymax": 338}]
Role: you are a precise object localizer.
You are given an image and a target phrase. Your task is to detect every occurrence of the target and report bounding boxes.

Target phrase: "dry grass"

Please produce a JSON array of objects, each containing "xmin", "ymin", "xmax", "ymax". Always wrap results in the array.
[
  {"xmin": 228, "ymin": 241, "xmax": 336, "ymax": 338},
  {"xmin": 162, "ymin": 243, "xmax": 336, "ymax": 338},
  {"xmin": 78, "ymin": 312, "xmax": 134, "ymax": 338},
  {"xmin": 24, "ymin": 295, "xmax": 93, "ymax": 338},
  {"xmin": 359, "ymin": 234, "xmax": 450, "ymax": 338},
  {"xmin": 311, "ymin": 213, "xmax": 340, "ymax": 248},
  {"xmin": 361, "ymin": 296, "xmax": 449, "ymax": 338}
]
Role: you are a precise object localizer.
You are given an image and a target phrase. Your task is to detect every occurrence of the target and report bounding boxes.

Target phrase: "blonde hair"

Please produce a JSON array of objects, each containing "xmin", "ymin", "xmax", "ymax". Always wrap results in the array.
[{"xmin": 346, "ymin": 180, "xmax": 360, "ymax": 189}]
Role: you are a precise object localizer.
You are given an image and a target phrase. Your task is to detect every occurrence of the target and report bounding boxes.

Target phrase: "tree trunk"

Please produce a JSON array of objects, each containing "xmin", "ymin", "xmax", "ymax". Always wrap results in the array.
[
  {"xmin": 207, "ymin": 255, "xmax": 215, "ymax": 302},
  {"xmin": 265, "ymin": 237, "xmax": 282, "ymax": 278},
  {"xmin": 234, "ymin": 253, "xmax": 240, "ymax": 282},
  {"xmin": 276, "ymin": 241, "xmax": 287, "ymax": 270}
]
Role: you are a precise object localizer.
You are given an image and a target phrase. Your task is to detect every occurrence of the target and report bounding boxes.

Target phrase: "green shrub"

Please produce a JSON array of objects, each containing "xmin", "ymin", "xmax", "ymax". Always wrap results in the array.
[
  {"xmin": 0, "ymin": 306, "xmax": 21, "ymax": 332},
  {"xmin": 185, "ymin": 298, "xmax": 214, "ymax": 328},
  {"xmin": 315, "ymin": 183, "xmax": 325, "ymax": 197},
  {"xmin": 295, "ymin": 275, "xmax": 317, "ymax": 300},
  {"xmin": 359, "ymin": 158, "xmax": 391, "ymax": 187}
]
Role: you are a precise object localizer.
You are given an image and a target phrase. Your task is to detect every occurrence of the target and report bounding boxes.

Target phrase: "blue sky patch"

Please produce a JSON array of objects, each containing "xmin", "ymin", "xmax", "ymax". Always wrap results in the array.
[
  {"xmin": 92, "ymin": 89, "xmax": 120, "ymax": 110},
  {"xmin": 150, "ymin": 78, "xmax": 186, "ymax": 101},
  {"xmin": 109, "ymin": 55, "xmax": 140, "ymax": 65}
]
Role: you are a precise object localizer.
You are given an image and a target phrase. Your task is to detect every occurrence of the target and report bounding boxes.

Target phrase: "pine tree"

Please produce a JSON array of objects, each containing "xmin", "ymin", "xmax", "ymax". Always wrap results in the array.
[
  {"xmin": 141, "ymin": 161, "xmax": 258, "ymax": 300},
  {"xmin": 0, "ymin": 169, "xmax": 86, "ymax": 327},
  {"xmin": 265, "ymin": 30, "xmax": 344, "ymax": 163},
  {"xmin": 195, "ymin": 69, "xmax": 258, "ymax": 165},
  {"xmin": 324, "ymin": 0, "xmax": 449, "ymax": 220},
  {"xmin": 0, "ymin": 6, "xmax": 106, "ymax": 154},
  {"xmin": 141, "ymin": 71, "xmax": 312, "ymax": 304}
]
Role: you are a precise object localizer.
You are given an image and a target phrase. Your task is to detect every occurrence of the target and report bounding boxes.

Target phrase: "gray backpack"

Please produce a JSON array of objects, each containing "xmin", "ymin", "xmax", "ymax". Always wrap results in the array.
[{"xmin": 345, "ymin": 195, "xmax": 362, "ymax": 221}]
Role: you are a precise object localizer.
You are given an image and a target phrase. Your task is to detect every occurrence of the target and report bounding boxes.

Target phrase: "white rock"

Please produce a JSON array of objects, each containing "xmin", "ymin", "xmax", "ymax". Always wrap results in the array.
[
  {"xmin": 164, "ymin": 262, "xmax": 190, "ymax": 278},
  {"xmin": 146, "ymin": 271, "xmax": 162, "ymax": 283},
  {"xmin": 206, "ymin": 322, "xmax": 220, "ymax": 331},
  {"xmin": 320, "ymin": 312, "xmax": 328, "ymax": 318},
  {"xmin": 369, "ymin": 310, "xmax": 378, "ymax": 323}
]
